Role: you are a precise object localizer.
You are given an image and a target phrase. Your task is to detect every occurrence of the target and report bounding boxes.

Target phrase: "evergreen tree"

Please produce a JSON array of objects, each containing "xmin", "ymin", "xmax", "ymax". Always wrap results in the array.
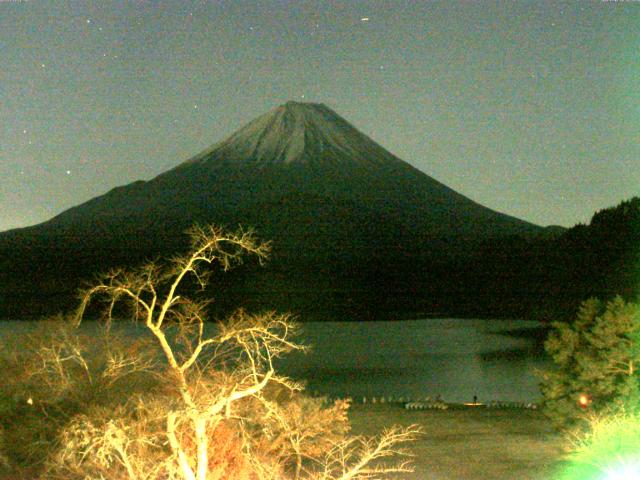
[{"xmin": 539, "ymin": 296, "xmax": 640, "ymax": 430}]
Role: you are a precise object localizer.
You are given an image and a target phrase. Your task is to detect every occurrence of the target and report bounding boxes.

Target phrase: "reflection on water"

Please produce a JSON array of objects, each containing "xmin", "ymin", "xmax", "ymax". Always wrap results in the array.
[{"xmin": 0, "ymin": 318, "xmax": 550, "ymax": 403}]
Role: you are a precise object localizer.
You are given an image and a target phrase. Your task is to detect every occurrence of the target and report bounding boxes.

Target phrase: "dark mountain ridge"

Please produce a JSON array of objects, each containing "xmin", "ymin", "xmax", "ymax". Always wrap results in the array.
[
  {"xmin": 1, "ymin": 101, "xmax": 549, "ymax": 319},
  {"xmin": 35, "ymin": 102, "xmax": 538, "ymax": 239}
]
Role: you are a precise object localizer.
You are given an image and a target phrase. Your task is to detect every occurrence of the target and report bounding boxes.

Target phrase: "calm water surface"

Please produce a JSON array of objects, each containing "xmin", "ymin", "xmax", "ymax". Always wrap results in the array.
[
  {"xmin": 275, "ymin": 318, "xmax": 549, "ymax": 403},
  {"xmin": 0, "ymin": 318, "xmax": 549, "ymax": 403}
]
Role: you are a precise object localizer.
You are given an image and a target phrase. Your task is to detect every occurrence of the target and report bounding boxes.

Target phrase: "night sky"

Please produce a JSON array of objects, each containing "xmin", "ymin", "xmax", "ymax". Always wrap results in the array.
[{"xmin": 2, "ymin": 0, "xmax": 638, "ymax": 232}]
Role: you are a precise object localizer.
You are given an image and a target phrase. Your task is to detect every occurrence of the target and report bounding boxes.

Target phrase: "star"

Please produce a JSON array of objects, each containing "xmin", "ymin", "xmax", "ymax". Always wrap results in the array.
[{"xmin": 66, "ymin": 170, "xmax": 71, "ymax": 175}]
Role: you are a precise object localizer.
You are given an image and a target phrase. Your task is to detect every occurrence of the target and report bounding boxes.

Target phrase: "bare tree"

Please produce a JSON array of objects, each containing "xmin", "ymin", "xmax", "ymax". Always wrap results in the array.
[{"xmin": 35, "ymin": 225, "xmax": 422, "ymax": 480}]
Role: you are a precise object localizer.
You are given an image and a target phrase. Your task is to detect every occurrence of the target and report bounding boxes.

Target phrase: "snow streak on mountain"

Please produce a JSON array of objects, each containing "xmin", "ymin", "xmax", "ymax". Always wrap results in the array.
[{"xmin": 181, "ymin": 101, "xmax": 406, "ymax": 168}]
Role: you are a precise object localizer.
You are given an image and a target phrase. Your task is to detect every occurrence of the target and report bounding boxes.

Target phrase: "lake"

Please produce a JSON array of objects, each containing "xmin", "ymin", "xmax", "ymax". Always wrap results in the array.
[
  {"xmin": 0, "ymin": 318, "xmax": 550, "ymax": 404},
  {"xmin": 275, "ymin": 318, "xmax": 550, "ymax": 403}
]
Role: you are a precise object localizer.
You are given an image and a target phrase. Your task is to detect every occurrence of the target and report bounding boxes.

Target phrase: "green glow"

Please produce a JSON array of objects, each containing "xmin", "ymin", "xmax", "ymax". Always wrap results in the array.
[
  {"xmin": 603, "ymin": 462, "xmax": 640, "ymax": 480},
  {"xmin": 556, "ymin": 412, "xmax": 640, "ymax": 479}
]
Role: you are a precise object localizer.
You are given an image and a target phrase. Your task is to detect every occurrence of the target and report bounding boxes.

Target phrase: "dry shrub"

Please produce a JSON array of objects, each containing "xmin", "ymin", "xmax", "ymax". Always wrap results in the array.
[
  {"xmin": 45, "ymin": 399, "xmax": 171, "ymax": 480},
  {"xmin": 203, "ymin": 422, "xmax": 253, "ymax": 480},
  {"xmin": 0, "ymin": 316, "xmax": 161, "ymax": 473},
  {"xmin": 41, "ymin": 369, "xmax": 356, "ymax": 480},
  {"xmin": 0, "ymin": 427, "xmax": 8, "ymax": 471},
  {"xmin": 244, "ymin": 388, "xmax": 352, "ymax": 475}
]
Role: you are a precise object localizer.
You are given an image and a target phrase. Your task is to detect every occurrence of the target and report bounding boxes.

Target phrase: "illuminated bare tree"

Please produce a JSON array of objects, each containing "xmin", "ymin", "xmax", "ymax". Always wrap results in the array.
[{"xmin": 38, "ymin": 225, "xmax": 422, "ymax": 480}]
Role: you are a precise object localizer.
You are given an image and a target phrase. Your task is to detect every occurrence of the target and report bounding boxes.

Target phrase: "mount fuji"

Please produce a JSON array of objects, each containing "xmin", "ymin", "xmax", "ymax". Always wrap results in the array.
[{"xmin": 0, "ymin": 101, "xmax": 543, "ymax": 319}]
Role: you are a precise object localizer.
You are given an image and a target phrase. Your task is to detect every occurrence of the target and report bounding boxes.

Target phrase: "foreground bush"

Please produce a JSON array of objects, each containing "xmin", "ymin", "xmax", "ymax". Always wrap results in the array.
[
  {"xmin": 1, "ymin": 225, "xmax": 420, "ymax": 480},
  {"xmin": 539, "ymin": 296, "xmax": 640, "ymax": 430},
  {"xmin": 0, "ymin": 318, "xmax": 160, "ymax": 471},
  {"xmin": 556, "ymin": 409, "xmax": 640, "ymax": 479}
]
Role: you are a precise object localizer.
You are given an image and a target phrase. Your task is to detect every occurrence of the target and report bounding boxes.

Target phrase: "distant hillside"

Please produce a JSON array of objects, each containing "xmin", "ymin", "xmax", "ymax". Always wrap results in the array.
[
  {"xmin": 467, "ymin": 196, "xmax": 639, "ymax": 321},
  {"xmin": 537, "ymin": 196, "xmax": 640, "ymax": 318}
]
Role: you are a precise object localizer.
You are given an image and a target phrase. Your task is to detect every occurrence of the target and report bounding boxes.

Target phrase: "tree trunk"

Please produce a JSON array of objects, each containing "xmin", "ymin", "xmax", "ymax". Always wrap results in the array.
[{"xmin": 195, "ymin": 417, "xmax": 209, "ymax": 480}]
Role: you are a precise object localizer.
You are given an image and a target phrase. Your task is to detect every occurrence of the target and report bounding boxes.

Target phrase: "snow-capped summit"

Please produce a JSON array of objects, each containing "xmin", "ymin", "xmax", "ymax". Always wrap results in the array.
[{"xmin": 181, "ymin": 101, "xmax": 403, "ymax": 168}]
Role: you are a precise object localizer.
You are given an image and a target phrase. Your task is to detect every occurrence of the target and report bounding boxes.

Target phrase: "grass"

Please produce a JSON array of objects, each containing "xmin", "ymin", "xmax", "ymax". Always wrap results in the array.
[
  {"xmin": 0, "ymin": 401, "xmax": 570, "ymax": 480},
  {"xmin": 348, "ymin": 403, "xmax": 568, "ymax": 480}
]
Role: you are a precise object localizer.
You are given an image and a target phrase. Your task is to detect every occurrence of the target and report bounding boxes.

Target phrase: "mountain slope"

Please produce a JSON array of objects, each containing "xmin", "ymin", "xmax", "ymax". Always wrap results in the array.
[
  {"xmin": 0, "ymin": 101, "xmax": 543, "ymax": 319},
  {"xmin": 41, "ymin": 102, "xmax": 538, "ymax": 238}
]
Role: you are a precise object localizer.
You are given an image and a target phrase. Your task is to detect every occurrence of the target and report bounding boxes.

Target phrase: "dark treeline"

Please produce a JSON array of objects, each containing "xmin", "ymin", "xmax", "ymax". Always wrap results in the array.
[
  {"xmin": 466, "ymin": 196, "xmax": 639, "ymax": 321},
  {"xmin": 0, "ymin": 197, "xmax": 637, "ymax": 322}
]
